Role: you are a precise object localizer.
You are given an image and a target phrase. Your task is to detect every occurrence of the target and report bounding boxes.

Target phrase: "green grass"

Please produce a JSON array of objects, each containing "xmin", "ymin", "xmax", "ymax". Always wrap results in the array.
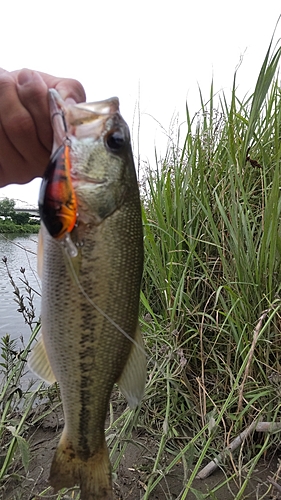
[
  {"xmin": 139, "ymin": 28, "xmax": 281, "ymax": 498},
  {"xmin": 2, "ymin": 27, "xmax": 281, "ymax": 500}
]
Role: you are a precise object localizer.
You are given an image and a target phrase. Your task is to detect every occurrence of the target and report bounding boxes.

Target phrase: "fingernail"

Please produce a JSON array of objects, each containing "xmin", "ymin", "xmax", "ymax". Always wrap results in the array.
[{"xmin": 17, "ymin": 68, "xmax": 34, "ymax": 86}]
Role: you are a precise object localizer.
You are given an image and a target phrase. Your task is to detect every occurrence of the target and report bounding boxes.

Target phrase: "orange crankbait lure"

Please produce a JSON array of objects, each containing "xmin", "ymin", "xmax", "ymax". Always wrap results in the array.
[{"xmin": 39, "ymin": 142, "xmax": 77, "ymax": 240}]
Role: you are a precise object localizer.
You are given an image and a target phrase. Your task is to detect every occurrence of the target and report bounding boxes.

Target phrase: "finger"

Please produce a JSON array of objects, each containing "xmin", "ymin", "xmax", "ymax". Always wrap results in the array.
[
  {"xmin": 12, "ymin": 68, "xmax": 86, "ymax": 103},
  {"xmin": 0, "ymin": 119, "xmax": 49, "ymax": 186},
  {"xmin": 0, "ymin": 68, "xmax": 50, "ymax": 162},
  {"xmin": 53, "ymin": 76, "xmax": 86, "ymax": 103},
  {"xmin": 0, "ymin": 69, "xmax": 50, "ymax": 183},
  {"xmin": 0, "ymin": 119, "xmax": 24, "ymax": 186},
  {"xmin": 16, "ymin": 69, "xmax": 86, "ymax": 152},
  {"xmin": 16, "ymin": 69, "xmax": 54, "ymax": 151}
]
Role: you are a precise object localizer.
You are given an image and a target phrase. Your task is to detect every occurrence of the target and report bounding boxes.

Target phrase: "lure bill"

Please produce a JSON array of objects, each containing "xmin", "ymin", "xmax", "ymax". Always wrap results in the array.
[{"xmin": 30, "ymin": 90, "xmax": 146, "ymax": 500}]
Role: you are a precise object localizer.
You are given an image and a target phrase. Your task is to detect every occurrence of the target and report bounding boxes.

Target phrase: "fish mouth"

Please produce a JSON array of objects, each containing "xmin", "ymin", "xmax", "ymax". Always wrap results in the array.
[
  {"xmin": 72, "ymin": 97, "xmax": 120, "ymax": 118},
  {"xmin": 49, "ymin": 90, "xmax": 127, "ymax": 152},
  {"xmin": 66, "ymin": 98, "xmax": 121, "ymax": 141}
]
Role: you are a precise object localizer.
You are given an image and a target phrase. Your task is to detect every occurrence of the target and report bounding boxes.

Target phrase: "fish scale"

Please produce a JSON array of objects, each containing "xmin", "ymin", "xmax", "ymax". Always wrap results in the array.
[{"xmin": 28, "ymin": 90, "xmax": 146, "ymax": 500}]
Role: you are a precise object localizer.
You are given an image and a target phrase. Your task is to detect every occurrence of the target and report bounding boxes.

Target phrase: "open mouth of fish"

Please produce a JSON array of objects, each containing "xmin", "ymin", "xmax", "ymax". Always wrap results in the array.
[{"xmin": 50, "ymin": 91, "xmax": 122, "ymax": 143}]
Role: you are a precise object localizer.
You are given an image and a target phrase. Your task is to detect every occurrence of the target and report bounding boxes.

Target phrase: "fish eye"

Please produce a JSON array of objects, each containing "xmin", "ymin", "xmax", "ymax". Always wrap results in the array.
[{"xmin": 106, "ymin": 130, "xmax": 125, "ymax": 152}]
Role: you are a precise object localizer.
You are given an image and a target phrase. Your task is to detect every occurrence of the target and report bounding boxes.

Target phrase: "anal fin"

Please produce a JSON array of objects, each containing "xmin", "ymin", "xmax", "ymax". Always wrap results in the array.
[{"xmin": 117, "ymin": 324, "xmax": 146, "ymax": 409}]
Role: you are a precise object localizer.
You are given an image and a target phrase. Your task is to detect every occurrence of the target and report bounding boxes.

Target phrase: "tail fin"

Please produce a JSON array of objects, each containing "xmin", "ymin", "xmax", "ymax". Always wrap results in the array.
[{"xmin": 49, "ymin": 429, "xmax": 113, "ymax": 500}]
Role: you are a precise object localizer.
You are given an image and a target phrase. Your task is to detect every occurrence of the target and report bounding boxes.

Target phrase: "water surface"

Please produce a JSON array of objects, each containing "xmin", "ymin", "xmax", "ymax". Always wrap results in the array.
[{"xmin": 0, "ymin": 234, "xmax": 41, "ymax": 344}]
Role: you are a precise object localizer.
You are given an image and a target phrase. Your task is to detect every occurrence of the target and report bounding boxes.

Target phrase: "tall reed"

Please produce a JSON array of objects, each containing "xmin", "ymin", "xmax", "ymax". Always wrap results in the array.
[{"xmin": 140, "ymin": 30, "xmax": 281, "ymax": 498}]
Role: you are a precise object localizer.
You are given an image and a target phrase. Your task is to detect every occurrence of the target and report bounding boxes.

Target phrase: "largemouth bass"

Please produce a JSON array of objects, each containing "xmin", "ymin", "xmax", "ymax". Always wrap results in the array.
[{"xmin": 29, "ymin": 90, "xmax": 146, "ymax": 500}]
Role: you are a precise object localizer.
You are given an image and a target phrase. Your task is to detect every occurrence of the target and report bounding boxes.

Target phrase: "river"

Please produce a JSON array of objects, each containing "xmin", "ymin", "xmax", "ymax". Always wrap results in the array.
[{"xmin": 0, "ymin": 234, "xmax": 41, "ymax": 347}]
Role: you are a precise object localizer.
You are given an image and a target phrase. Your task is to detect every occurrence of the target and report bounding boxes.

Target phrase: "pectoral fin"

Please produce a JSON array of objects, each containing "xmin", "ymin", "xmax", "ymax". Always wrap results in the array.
[
  {"xmin": 117, "ymin": 324, "xmax": 146, "ymax": 409},
  {"xmin": 28, "ymin": 334, "xmax": 56, "ymax": 384}
]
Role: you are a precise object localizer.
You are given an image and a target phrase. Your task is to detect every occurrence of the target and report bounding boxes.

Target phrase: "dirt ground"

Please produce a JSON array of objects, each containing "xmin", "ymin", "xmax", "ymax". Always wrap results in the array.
[{"xmin": 2, "ymin": 404, "xmax": 281, "ymax": 500}]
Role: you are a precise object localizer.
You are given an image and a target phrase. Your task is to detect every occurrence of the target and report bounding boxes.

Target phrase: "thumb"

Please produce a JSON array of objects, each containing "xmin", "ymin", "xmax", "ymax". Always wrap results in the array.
[{"xmin": 53, "ymin": 78, "xmax": 86, "ymax": 103}]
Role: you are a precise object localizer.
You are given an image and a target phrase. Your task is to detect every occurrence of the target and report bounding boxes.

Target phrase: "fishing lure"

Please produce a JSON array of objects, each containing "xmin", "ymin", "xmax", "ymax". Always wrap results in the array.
[{"xmin": 39, "ymin": 136, "xmax": 78, "ymax": 257}]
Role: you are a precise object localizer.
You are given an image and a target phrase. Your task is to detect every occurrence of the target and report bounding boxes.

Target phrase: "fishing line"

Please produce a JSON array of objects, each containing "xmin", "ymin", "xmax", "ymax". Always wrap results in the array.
[
  {"xmin": 63, "ymin": 246, "xmax": 148, "ymax": 360},
  {"xmin": 63, "ymin": 243, "xmax": 185, "ymax": 402}
]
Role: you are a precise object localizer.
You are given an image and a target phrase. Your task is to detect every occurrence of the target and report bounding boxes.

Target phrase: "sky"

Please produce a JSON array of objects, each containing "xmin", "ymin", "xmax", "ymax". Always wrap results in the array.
[{"xmin": 0, "ymin": 0, "xmax": 281, "ymax": 207}]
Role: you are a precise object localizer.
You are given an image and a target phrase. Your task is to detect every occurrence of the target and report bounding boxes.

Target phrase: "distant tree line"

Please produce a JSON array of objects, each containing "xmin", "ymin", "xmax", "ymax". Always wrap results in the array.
[{"xmin": 0, "ymin": 198, "xmax": 40, "ymax": 233}]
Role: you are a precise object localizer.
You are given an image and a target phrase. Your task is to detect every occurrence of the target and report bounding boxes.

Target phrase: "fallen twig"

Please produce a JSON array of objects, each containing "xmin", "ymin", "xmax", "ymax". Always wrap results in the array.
[
  {"xmin": 268, "ymin": 476, "xmax": 281, "ymax": 494},
  {"xmin": 196, "ymin": 421, "xmax": 281, "ymax": 479},
  {"xmin": 238, "ymin": 309, "xmax": 269, "ymax": 412}
]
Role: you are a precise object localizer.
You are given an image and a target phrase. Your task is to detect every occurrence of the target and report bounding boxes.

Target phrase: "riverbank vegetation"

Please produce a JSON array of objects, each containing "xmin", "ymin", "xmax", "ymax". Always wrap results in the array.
[
  {"xmin": 1, "ymin": 32, "xmax": 281, "ymax": 499},
  {"xmin": 0, "ymin": 220, "xmax": 40, "ymax": 233}
]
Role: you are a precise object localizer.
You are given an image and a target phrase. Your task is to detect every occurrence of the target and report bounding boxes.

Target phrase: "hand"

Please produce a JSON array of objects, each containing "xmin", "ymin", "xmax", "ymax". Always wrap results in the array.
[{"xmin": 0, "ymin": 68, "xmax": 86, "ymax": 187}]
